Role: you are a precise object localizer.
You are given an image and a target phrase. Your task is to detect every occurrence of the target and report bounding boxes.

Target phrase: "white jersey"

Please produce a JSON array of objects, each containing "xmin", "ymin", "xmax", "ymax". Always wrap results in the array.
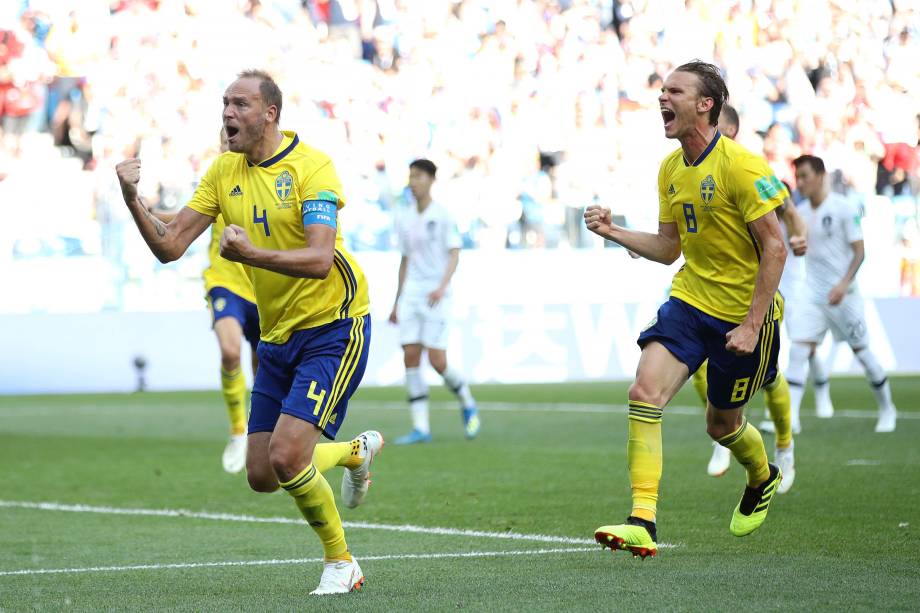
[
  {"xmin": 398, "ymin": 200, "xmax": 462, "ymax": 298},
  {"xmin": 779, "ymin": 201, "xmax": 807, "ymax": 300},
  {"xmin": 800, "ymin": 192, "xmax": 863, "ymax": 303}
]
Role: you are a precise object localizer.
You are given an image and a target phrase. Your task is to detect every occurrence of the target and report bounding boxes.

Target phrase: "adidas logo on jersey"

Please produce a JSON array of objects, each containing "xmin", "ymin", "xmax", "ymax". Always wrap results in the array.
[
  {"xmin": 229, "ymin": 185, "xmax": 243, "ymax": 197},
  {"xmin": 668, "ymin": 184, "xmax": 676, "ymax": 195}
]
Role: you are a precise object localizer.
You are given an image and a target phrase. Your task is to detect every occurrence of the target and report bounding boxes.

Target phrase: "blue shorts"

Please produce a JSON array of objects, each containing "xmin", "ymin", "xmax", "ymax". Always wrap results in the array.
[
  {"xmin": 250, "ymin": 315, "xmax": 370, "ymax": 439},
  {"xmin": 638, "ymin": 297, "xmax": 779, "ymax": 410},
  {"xmin": 207, "ymin": 287, "xmax": 260, "ymax": 352}
]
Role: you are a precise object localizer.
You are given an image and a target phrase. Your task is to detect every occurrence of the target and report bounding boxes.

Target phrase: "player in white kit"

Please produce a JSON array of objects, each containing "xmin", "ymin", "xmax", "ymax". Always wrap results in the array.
[
  {"xmin": 770, "ymin": 188, "xmax": 834, "ymax": 434},
  {"xmin": 787, "ymin": 155, "xmax": 897, "ymax": 433},
  {"xmin": 389, "ymin": 159, "xmax": 480, "ymax": 444}
]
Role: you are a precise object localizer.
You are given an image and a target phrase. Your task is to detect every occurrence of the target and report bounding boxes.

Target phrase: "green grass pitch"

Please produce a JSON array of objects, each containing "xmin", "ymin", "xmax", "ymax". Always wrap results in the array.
[{"xmin": 1, "ymin": 378, "xmax": 919, "ymax": 611}]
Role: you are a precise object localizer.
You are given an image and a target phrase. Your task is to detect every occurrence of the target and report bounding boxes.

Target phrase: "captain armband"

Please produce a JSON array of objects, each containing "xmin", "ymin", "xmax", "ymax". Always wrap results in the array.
[{"xmin": 302, "ymin": 200, "xmax": 338, "ymax": 229}]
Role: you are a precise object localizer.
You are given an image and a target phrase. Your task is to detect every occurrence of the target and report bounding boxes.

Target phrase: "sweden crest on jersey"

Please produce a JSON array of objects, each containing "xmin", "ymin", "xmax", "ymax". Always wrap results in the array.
[
  {"xmin": 700, "ymin": 174, "xmax": 715, "ymax": 204},
  {"xmin": 275, "ymin": 170, "xmax": 293, "ymax": 201}
]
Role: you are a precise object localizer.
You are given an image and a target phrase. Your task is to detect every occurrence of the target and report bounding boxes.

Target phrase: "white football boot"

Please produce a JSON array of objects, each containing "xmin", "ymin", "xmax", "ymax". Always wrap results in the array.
[
  {"xmin": 341, "ymin": 430, "xmax": 384, "ymax": 509},
  {"xmin": 310, "ymin": 558, "xmax": 364, "ymax": 595},
  {"xmin": 814, "ymin": 384, "xmax": 835, "ymax": 418},
  {"xmin": 221, "ymin": 434, "xmax": 247, "ymax": 474},
  {"xmin": 707, "ymin": 442, "xmax": 731, "ymax": 477},
  {"xmin": 775, "ymin": 440, "xmax": 795, "ymax": 494},
  {"xmin": 874, "ymin": 405, "xmax": 897, "ymax": 433}
]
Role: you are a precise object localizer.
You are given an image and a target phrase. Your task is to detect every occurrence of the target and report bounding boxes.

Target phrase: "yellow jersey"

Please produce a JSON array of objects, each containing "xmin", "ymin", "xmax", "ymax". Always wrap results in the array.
[
  {"xmin": 203, "ymin": 214, "xmax": 256, "ymax": 303},
  {"xmin": 658, "ymin": 132, "xmax": 785, "ymax": 323},
  {"xmin": 187, "ymin": 131, "xmax": 370, "ymax": 344}
]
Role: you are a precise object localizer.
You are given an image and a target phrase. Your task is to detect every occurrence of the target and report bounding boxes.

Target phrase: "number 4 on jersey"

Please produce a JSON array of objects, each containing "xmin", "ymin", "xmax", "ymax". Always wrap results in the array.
[{"xmin": 253, "ymin": 205, "xmax": 270, "ymax": 236}]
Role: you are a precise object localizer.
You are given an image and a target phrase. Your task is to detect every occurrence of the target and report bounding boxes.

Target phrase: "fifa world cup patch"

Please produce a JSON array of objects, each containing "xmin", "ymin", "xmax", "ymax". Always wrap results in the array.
[
  {"xmin": 755, "ymin": 175, "xmax": 785, "ymax": 201},
  {"xmin": 316, "ymin": 190, "xmax": 340, "ymax": 205}
]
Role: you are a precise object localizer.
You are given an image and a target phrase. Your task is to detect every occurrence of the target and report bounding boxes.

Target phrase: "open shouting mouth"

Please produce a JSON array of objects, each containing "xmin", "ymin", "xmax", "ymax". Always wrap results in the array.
[
  {"xmin": 225, "ymin": 124, "xmax": 240, "ymax": 145},
  {"xmin": 661, "ymin": 108, "xmax": 676, "ymax": 130}
]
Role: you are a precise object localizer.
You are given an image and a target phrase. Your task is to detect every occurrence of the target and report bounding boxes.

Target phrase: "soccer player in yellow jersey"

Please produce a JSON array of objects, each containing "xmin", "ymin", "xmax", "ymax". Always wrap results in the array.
[
  {"xmin": 699, "ymin": 103, "xmax": 808, "ymax": 492},
  {"xmin": 205, "ymin": 210, "xmax": 261, "ymax": 473},
  {"xmin": 585, "ymin": 61, "xmax": 787, "ymax": 557},
  {"xmin": 149, "ymin": 201, "xmax": 260, "ymax": 474},
  {"xmin": 117, "ymin": 70, "xmax": 382, "ymax": 595},
  {"xmin": 152, "ymin": 128, "xmax": 262, "ymax": 474}
]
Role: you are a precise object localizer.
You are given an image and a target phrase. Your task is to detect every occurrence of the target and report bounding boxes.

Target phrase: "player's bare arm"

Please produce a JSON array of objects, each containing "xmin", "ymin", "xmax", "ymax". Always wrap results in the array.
[
  {"xmin": 726, "ymin": 210, "xmax": 787, "ymax": 355},
  {"xmin": 116, "ymin": 158, "xmax": 214, "ymax": 262},
  {"xmin": 220, "ymin": 220, "xmax": 336, "ymax": 279},
  {"xmin": 389, "ymin": 255, "xmax": 409, "ymax": 324},
  {"xmin": 429, "ymin": 248, "xmax": 459, "ymax": 307},
  {"xmin": 145, "ymin": 205, "xmax": 181, "ymax": 224},
  {"xmin": 828, "ymin": 239, "xmax": 865, "ymax": 305},
  {"xmin": 778, "ymin": 197, "xmax": 807, "ymax": 256},
  {"xmin": 584, "ymin": 205, "xmax": 681, "ymax": 264}
]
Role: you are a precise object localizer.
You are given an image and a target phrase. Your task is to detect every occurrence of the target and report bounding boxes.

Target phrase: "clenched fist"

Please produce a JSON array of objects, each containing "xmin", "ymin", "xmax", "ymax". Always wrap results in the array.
[
  {"xmin": 220, "ymin": 224, "xmax": 256, "ymax": 263},
  {"xmin": 584, "ymin": 204, "xmax": 616, "ymax": 239},
  {"xmin": 789, "ymin": 234, "xmax": 807, "ymax": 256},
  {"xmin": 115, "ymin": 158, "xmax": 142, "ymax": 203},
  {"xmin": 725, "ymin": 321, "xmax": 759, "ymax": 356}
]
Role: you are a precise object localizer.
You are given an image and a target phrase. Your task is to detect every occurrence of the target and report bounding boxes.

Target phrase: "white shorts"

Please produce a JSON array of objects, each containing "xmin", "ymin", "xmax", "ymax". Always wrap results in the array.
[
  {"xmin": 787, "ymin": 293, "xmax": 868, "ymax": 347},
  {"xmin": 397, "ymin": 294, "xmax": 451, "ymax": 349}
]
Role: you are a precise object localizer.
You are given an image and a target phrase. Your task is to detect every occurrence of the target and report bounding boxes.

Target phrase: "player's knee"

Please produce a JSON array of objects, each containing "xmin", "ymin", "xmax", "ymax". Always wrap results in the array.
[
  {"xmin": 628, "ymin": 380, "xmax": 664, "ymax": 408},
  {"xmin": 428, "ymin": 353, "xmax": 447, "ymax": 373},
  {"xmin": 246, "ymin": 467, "xmax": 278, "ymax": 493},
  {"xmin": 267, "ymin": 437, "xmax": 310, "ymax": 483},
  {"xmin": 706, "ymin": 421, "xmax": 730, "ymax": 440},
  {"xmin": 221, "ymin": 351, "xmax": 241, "ymax": 371},
  {"xmin": 706, "ymin": 413, "xmax": 743, "ymax": 440},
  {"xmin": 789, "ymin": 342, "xmax": 811, "ymax": 364},
  {"xmin": 403, "ymin": 345, "xmax": 423, "ymax": 368}
]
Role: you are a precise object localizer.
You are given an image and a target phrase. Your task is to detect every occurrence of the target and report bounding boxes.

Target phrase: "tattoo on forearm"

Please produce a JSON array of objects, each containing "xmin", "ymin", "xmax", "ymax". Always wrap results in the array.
[{"xmin": 142, "ymin": 207, "xmax": 168, "ymax": 238}]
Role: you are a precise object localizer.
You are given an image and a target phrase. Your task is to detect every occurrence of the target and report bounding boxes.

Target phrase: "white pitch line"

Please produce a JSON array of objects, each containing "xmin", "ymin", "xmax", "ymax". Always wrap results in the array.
[
  {"xmin": 360, "ymin": 401, "xmax": 919, "ymax": 421},
  {"xmin": 0, "ymin": 547, "xmax": 600, "ymax": 577},
  {"xmin": 2, "ymin": 400, "xmax": 912, "ymax": 421},
  {"xmin": 0, "ymin": 500, "xmax": 615, "ymax": 547}
]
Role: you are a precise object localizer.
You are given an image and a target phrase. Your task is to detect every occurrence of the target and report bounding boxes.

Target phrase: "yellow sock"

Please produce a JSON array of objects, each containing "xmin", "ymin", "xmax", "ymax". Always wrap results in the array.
[
  {"xmin": 220, "ymin": 366, "xmax": 247, "ymax": 435},
  {"xmin": 691, "ymin": 360, "xmax": 708, "ymax": 407},
  {"xmin": 627, "ymin": 401, "xmax": 663, "ymax": 523},
  {"xmin": 718, "ymin": 419, "xmax": 770, "ymax": 486},
  {"xmin": 313, "ymin": 439, "xmax": 363, "ymax": 473},
  {"xmin": 280, "ymin": 464, "xmax": 350, "ymax": 561},
  {"xmin": 764, "ymin": 373, "xmax": 792, "ymax": 449}
]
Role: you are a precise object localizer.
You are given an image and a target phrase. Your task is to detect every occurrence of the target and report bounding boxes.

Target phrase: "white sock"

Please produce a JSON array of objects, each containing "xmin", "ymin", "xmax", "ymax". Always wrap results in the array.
[
  {"xmin": 789, "ymin": 381, "xmax": 804, "ymax": 425},
  {"xmin": 814, "ymin": 381, "xmax": 833, "ymax": 410},
  {"xmin": 441, "ymin": 366, "xmax": 475, "ymax": 409},
  {"xmin": 406, "ymin": 367, "xmax": 430, "ymax": 434},
  {"xmin": 809, "ymin": 353, "xmax": 832, "ymax": 409},
  {"xmin": 809, "ymin": 353, "xmax": 829, "ymax": 387},
  {"xmin": 787, "ymin": 343, "xmax": 810, "ymax": 422},
  {"xmin": 809, "ymin": 353, "xmax": 828, "ymax": 384},
  {"xmin": 853, "ymin": 347, "xmax": 894, "ymax": 410}
]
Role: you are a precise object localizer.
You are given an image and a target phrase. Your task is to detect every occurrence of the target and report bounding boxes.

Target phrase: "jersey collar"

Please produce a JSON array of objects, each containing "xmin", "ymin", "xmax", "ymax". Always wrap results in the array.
[
  {"xmin": 682, "ymin": 130, "xmax": 721, "ymax": 167},
  {"xmin": 247, "ymin": 131, "xmax": 299, "ymax": 168}
]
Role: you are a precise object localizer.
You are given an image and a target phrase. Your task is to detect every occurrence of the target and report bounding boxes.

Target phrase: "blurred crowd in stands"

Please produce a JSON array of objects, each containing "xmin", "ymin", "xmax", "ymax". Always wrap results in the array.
[{"xmin": 1, "ymin": 0, "xmax": 919, "ymax": 310}]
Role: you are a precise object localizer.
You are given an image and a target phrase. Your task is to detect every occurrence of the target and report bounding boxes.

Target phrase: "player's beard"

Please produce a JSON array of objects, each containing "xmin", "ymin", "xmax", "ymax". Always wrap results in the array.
[{"xmin": 235, "ymin": 118, "xmax": 267, "ymax": 158}]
